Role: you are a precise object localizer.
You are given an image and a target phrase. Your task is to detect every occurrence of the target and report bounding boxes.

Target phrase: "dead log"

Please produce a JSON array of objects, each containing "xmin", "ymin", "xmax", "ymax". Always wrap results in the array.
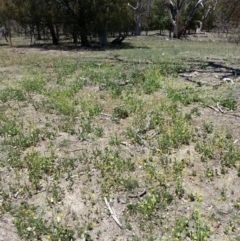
[{"xmin": 111, "ymin": 35, "xmax": 126, "ymax": 44}]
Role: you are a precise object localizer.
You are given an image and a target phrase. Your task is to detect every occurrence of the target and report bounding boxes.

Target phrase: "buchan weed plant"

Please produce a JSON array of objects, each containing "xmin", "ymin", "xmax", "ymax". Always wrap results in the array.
[{"xmin": 0, "ymin": 35, "xmax": 240, "ymax": 240}]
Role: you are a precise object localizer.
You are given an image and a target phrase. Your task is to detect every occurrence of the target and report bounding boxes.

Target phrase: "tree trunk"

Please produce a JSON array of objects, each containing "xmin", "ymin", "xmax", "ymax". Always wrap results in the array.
[
  {"xmin": 172, "ymin": 25, "xmax": 187, "ymax": 39},
  {"xmin": 173, "ymin": 24, "xmax": 179, "ymax": 38},
  {"xmin": 49, "ymin": 24, "xmax": 58, "ymax": 45},
  {"xmin": 196, "ymin": 21, "xmax": 203, "ymax": 33},
  {"xmin": 169, "ymin": 29, "xmax": 171, "ymax": 38},
  {"xmin": 73, "ymin": 34, "xmax": 78, "ymax": 44},
  {"xmin": 72, "ymin": 28, "xmax": 78, "ymax": 44},
  {"xmin": 6, "ymin": 21, "xmax": 12, "ymax": 46},
  {"xmin": 80, "ymin": 33, "xmax": 89, "ymax": 47},
  {"xmin": 36, "ymin": 24, "xmax": 41, "ymax": 40},
  {"xmin": 99, "ymin": 29, "xmax": 108, "ymax": 46},
  {"xmin": 55, "ymin": 24, "xmax": 59, "ymax": 40},
  {"xmin": 135, "ymin": 15, "xmax": 141, "ymax": 36}
]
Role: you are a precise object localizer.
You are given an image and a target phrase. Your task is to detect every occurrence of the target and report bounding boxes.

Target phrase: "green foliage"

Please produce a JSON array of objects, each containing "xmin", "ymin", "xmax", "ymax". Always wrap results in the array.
[
  {"xmin": 109, "ymin": 135, "xmax": 121, "ymax": 146},
  {"xmin": 220, "ymin": 142, "xmax": 240, "ymax": 168},
  {"xmin": 3, "ymin": 128, "xmax": 44, "ymax": 150},
  {"xmin": 123, "ymin": 178, "xmax": 139, "ymax": 190},
  {"xmin": 23, "ymin": 149, "xmax": 54, "ymax": 190},
  {"xmin": 127, "ymin": 189, "xmax": 173, "ymax": 218},
  {"xmin": 94, "ymin": 148, "xmax": 135, "ymax": 194},
  {"xmin": 167, "ymin": 86, "xmax": 201, "ymax": 105},
  {"xmin": 13, "ymin": 202, "xmax": 48, "ymax": 240},
  {"xmin": 47, "ymin": 90, "xmax": 77, "ymax": 116},
  {"xmin": 0, "ymin": 87, "xmax": 25, "ymax": 102},
  {"xmin": 219, "ymin": 97, "xmax": 237, "ymax": 110},
  {"xmin": 195, "ymin": 141, "xmax": 214, "ymax": 162},
  {"xmin": 80, "ymin": 95, "xmax": 103, "ymax": 117},
  {"xmin": 157, "ymin": 114, "xmax": 192, "ymax": 152},
  {"xmin": 0, "ymin": 120, "xmax": 22, "ymax": 136},
  {"xmin": 0, "ymin": 189, "xmax": 12, "ymax": 212},
  {"xmin": 22, "ymin": 74, "xmax": 46, "ymax": 93},
  {"xmin": 13, "ymin": 202, "xmax": 75, "ymax": 241},
  {"xmin": 141, "ymin": 67, "xmax": 164, "ymax": 94},
  {"xmin": 112, "ymin": 105, "xmax": 129, "ymax": 119},
  {"xmin": 172, "ymin": 210, "xmax": 211, "ymax": 241},
  {"xmin": 203, "ymin": 122, "xmax": 214, "ymax": 134}
]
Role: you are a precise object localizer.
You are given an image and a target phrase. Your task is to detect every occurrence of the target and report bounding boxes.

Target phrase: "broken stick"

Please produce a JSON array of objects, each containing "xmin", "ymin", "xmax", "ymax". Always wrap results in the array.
[{"xmin": 104, "ymin": 197, "xmax": 123, "ymax": 229}]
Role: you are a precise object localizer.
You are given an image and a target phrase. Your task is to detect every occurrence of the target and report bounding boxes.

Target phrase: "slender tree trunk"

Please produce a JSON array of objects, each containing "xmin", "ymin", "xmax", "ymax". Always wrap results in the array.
[
  {"xmin": 173, "ymin": 24, "xmax": 179, "ymax": 38},
  {"xmin": 135, "ymin": 15, "xmax": 141, "ymax": 36},
  {"xmin": 71, "ymin": 23, "xmax": 78, "ymax": 43},
  {"xmin": 30, "ymin": 28, "xmax": 35, "ymax": 45},
  {"xmin": 49, "ymin": 24, "xmax": 58, "ymax": 45},
  {"xmin": 169, "ymin": 29, "xmax": 171, "ymax": 38},
  {"xmin": 99, "ymin": 30, "xmax": 108, "ymax": 46},
  {"xmin": 6, "ymin": 21, "xmax": 12, "ymax": 46},
  {"xmin": 80, "ymin": 33, "xmax": 89, "ymax": 47},
  {"xmin": 55, "ymin": 24, "xmax": 59, "ymax": 40},
  {"xmin": 36, "ymin": 24, "xmax": 41, "ymax": 40},
  {"xmin": 72, "ymin": 30, "xmax": 78, "ymax": 44}
]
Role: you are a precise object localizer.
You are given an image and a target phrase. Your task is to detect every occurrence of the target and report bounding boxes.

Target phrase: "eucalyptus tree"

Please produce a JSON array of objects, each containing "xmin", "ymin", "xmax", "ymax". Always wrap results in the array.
[
  {"xmin": 128, "ymin": 0, "xmax": 153, "ymax": 35},
  {"xmin": 94, "ymin": 0, "xmax": 133, "ymax": 45},
  {"xmin": 215, "ymin": 0, "xmax": 240, "ymax": 30},
  {"xmin": 150, "ymin": 0, "xmax": 170, "ymax": 34},
  {"xmin": 10, "ymin": 0, "xmax": 44, "ymax": 43},
  {"xmin": 164, "ymin": 0, "xmax": 219, "ymax": 38},
  {"xmin": 57, "ymin": 0, "xmax": 96, "ymax": 46},
  {"xmin": 0, "ymin": 0, "xmax": 61, "ymax": 45},
  {"xmin": 107, "ymin": 1, "xmax": 132, "ymax": 36}
]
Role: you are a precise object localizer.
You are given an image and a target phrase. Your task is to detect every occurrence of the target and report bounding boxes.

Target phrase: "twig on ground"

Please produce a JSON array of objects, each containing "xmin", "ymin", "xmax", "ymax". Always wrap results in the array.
[
  {"xmin": 100, "ymin": 112, "xmax": 112, "ymax": 120},
  {"xmin": 217, "ymin": 102, "xmax": 225, "ymax": 114},
  {"xmin": 128, "ymin": 189, "xmax": 147, "ymax": 198},
  {"xmin": 66, "ymin": 148, "xmax": 85, "ymax": 152},
  {"xmin": 104, "ymin": 197, "xmax": 123, "ymax": 229},
  {"xmin": 101, "ymin": 112, "xmax": 112, "ymax": 117},
  {"xmin": 150, "ymin": 131, "xmax": 160, "ymax": 139},
  {"xmin": 207, "ymin": 105, "xmax": 240, "ymax": 118},
  {"xmin": 207, "ymin": 105, "xmax": 219, "ymax": 112},
  {"xmin": 121, "ymin": 141, "xmax": 131, "ymax": 147}
]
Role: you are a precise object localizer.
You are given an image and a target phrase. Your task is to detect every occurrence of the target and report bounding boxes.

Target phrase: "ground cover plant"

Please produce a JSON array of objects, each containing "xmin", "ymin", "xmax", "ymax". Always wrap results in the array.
[{"xmin": 0, "ymin": 33, "xmax": 240, "ymax": 241}]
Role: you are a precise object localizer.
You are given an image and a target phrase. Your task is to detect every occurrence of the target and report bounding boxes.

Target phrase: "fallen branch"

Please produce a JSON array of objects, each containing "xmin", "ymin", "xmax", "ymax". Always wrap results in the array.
[
  {"xmin": 111, "ymin": 35, "xmax": 126, "ymax": 44},
  {"xmin": 222, "ymin": 77, "xmax": 234, "ymax": 84},
  {"xmin": 207, "ymin": 105, "xmax": 219, "ymax": 112},
  {"xmin": 101, "ymin": 112, "xmax": 112, "ymax": 118},
  {"xmin": 128, "ymin": 189, "xmax": 147, "ymax": 198},
  {"xmin": 217, "ymin": 102, "xmax": 225, "ymax": 114},
  {"xmin": 65, "ymin": 148, "xmax": 85, "ymax": 152},
  {"xmin": 207, "ymin": 106, "xmax": 240, "ymax": 118},
  {"xmin": 150, "ymin": 131, "xmax": 160, "ymax": 139},
  {"xmin": 104, "ymin": 197, "xmax": 123, "ymax": 229}
]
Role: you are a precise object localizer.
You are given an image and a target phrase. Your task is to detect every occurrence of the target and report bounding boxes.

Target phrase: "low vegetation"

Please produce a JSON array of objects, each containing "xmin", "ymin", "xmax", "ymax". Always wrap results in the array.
[{"xmin": 0, "ymin": 34, "xmax": 240, "ymax": 240}]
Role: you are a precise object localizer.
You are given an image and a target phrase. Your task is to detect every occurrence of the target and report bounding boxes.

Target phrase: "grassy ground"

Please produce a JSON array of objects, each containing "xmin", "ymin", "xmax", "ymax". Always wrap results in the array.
[{"xmin": 0, "ymin": 33, "xmax": 240, "ymax": 241}]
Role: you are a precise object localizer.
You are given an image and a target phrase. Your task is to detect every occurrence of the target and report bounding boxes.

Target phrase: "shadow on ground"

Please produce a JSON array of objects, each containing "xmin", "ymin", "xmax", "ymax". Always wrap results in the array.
[{"xmin": 8, "ymin": 41, "xmax": 150, "ymax": 52}]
